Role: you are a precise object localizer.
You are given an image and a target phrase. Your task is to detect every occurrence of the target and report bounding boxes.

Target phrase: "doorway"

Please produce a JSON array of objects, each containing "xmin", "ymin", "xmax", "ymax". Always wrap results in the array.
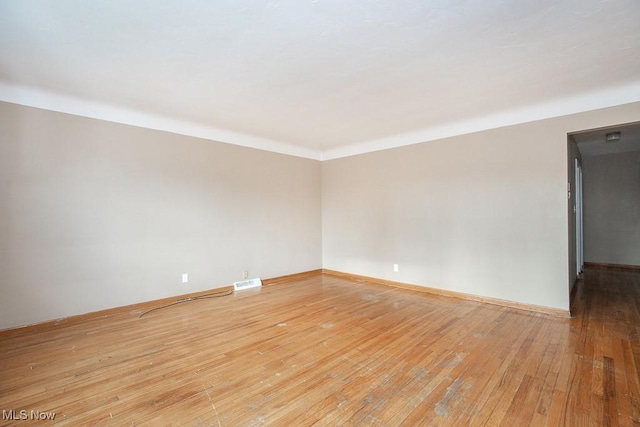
[{"xmin": 569, "ymin": 121, "xmax": 640, "ymax": 309}]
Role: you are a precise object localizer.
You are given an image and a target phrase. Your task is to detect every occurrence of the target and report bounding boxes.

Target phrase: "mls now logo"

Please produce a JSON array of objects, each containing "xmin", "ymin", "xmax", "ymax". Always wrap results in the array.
[{"xmin": 3, "ymin": 409, "xmax": 56, "ymax": 420}]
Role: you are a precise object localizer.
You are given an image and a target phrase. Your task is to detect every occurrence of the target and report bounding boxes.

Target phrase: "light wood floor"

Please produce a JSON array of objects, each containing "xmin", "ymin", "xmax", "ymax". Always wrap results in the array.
[{"xmin": 1, "ymin": 268, "xmax": 639, "ymax": 426}]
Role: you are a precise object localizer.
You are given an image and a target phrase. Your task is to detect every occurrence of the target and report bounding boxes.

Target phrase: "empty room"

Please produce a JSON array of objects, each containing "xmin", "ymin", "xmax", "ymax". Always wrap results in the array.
[{"xmin": 1, "ymin": 1, "xmax": 640, "ymax": 425}]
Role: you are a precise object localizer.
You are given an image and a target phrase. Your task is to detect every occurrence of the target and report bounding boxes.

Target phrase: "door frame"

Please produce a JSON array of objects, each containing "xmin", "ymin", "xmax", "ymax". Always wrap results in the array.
[{"xmin": 575, "ymin": 158, "xmax": 584, "ymax": 276}]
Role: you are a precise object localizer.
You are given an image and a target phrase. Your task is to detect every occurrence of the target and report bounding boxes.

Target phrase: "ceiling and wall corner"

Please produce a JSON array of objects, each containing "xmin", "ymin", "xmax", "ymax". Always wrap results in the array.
[{"xmin": 1, "ymin": 0, "xmax": 639, "ymax": 160}]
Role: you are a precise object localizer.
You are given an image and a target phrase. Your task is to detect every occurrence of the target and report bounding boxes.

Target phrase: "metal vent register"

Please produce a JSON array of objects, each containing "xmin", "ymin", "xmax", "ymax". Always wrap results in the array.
[{"xmin": 233, "ymin": 278, "xmax": 262, "ymax": 291}]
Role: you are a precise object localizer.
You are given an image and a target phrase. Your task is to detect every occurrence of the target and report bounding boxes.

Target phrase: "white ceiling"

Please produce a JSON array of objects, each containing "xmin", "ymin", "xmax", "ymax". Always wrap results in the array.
[{"xmin": 1, "ymin": 0, "xmax": 639, "ymax": 160}]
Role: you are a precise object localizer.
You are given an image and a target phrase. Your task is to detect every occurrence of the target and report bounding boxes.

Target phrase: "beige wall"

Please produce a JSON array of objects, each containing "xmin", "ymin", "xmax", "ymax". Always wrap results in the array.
[
  {"xmin": 583, "ymin": 150, "xmax": 640, "ymax": 266},
  {"xmin": 2, "ymin": 100, "xmax": 639, "ymax": 328},
  {"xmin": 322, "ymin": 102, "xmax": 640, "ymax": 311},
  {"xmin": 0, "ymin": 102, "xmax": 322, "ymax": 329}
]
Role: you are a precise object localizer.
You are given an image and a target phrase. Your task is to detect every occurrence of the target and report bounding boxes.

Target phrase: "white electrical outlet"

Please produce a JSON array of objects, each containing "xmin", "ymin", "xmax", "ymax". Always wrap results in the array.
[
  {"xmin": 242, "ymin": 270, "xmax": 249, "ymax": 279},
  {"xmin": 182, "ymin": 273, "xmax": 188, "ymax": 283},
  {"xmin": 393, "ymin": 264, "xmax": 399, "ymax": 273}
]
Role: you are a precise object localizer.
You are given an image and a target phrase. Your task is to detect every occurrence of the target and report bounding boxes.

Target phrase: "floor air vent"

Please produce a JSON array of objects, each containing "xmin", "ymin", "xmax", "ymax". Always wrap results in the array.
[{"xmin": 234, "ymin": 278, "xmax": 262, "ymax": 291}]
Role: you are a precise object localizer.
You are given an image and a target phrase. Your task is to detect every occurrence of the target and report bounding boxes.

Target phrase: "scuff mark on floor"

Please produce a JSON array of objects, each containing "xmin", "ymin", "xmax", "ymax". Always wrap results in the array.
[
  {"xmin": 204, "ymin": 388, "xmax": 222, "ymax": 427},
  {"xmin": 435, "ymin": 378, "xmax": 466, "ymax": 417},
  {"xmin": 362, "ymin": 294, "xmax": 380, "ymax": 302}
]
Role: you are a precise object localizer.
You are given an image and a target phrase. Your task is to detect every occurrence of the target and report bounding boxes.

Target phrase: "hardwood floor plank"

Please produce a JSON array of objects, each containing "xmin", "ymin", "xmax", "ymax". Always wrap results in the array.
[{"xmin": 603, "ymin": 356, "xmax": 619, "ymax": 426}]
